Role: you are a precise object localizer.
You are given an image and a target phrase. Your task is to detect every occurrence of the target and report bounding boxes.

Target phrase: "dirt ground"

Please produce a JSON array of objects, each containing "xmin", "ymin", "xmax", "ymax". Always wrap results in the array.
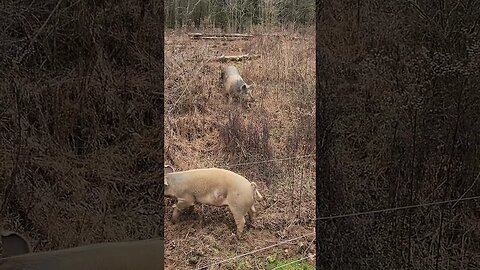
[{"xmin": 164, "ymin": 26, "xmax": 316, "ymax": 269}]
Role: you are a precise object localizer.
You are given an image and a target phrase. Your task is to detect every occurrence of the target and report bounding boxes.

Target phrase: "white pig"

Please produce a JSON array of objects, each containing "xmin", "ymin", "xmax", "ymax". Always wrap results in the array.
[
  {"xmin": 221, "ymin": 65, "xmax": 255, "ymax": 101},
  {"xmin": 164, "ymin": 165, "xmax": 263, "ymax": 238}
]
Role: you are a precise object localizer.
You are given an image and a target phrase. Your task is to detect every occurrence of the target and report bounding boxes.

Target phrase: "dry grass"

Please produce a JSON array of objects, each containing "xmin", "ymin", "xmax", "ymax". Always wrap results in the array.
[
  {"xmin": 164, "ymin": 26, "xmax": 316, "ymax": 269},
  {"xmin": 318, "ymin": 1, "xmax": 480, "ymax": 268},
  {"xmin": 0, "ymin": 0, "xmax": 163, "ymax": 255}
]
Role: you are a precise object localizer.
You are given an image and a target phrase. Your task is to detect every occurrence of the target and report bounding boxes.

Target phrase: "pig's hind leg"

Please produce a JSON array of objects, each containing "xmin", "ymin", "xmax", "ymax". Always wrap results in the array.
[
  {"xmin": 247, "ymin": 204, "xmax": 256, "ymax": 225},
  {"xmin": 230, "ymin": 207, "xmax": 247, "ymax": 239}
]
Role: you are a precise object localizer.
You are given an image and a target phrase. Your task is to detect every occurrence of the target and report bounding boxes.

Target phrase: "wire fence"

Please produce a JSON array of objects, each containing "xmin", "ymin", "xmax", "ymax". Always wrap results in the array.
[
  {"xmin": 164, "ymin": 153, "xmax": 315, "ymax": 269},
  {"xmin": 316, "ymin": 195, "xmax": 480, "ymax": 221},
  {"xmin": 196, "ymin": 232, "xmax": 316, "ymax": 270},
  {"xmin": 165, "ymin": 153, "xmax": 479, "ymax": 269},
  {"xmin": 223, "ymin": 154, "xmax": 315, "ymax": 168},
  {"xmin": 222, "ymin": 153, "xmax": 314, "ymax": 225},
  {"xmin": 195, "ymin": 194, "xmax": 480, "ymax": 270}
]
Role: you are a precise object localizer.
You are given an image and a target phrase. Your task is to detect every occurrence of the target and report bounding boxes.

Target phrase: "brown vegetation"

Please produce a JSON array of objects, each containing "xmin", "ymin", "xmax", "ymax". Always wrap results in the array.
[
  {"xmin": 164, "ymin": 26, "xmax": 316, "ymax": 269},
  {"xmin": 318, "ymin": 0, "xmax": 480, "ymax": 269},
  {"xmin": 0, "ymin": 0, "xmax": 163, "ymax": 254}
]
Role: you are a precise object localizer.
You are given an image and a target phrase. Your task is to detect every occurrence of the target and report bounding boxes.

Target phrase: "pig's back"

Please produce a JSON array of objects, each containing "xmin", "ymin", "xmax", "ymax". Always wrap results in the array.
[
  {"xmin": 224, "ymin": 66, "xmax": 240, "ymax": 77},
  {"xmin": 179, "ymin": 168, "xmax": 251, "ymax": 191}
]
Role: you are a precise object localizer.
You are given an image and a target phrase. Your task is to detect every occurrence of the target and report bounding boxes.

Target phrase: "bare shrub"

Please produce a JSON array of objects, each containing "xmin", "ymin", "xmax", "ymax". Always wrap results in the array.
[
  {"xmin": 286, "ymin": 112, "xmax": 315, "ymax": 156},
  {"xmin": 219, "ymin": 108, "xmax": 272, "ymax": 162}
]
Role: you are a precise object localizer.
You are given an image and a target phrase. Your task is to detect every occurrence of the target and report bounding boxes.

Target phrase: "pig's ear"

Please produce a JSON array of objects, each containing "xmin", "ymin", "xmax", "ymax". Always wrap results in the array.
[
  {"xmin": 1, "ymin": 230, "xmax": 32, "ymax": 258},
  {"xmin": 164, "ymin": 165, "xmax": 175, "ymax": 174}
]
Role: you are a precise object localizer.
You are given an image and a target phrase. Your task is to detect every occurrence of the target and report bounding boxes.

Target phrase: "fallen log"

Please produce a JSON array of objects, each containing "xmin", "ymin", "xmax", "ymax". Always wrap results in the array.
[
  {"xmin": 256, "ymin": 33, "xmax": 300, "ymax": 39},
  {"xmin": 188, "ymin": 33, "xmax": 254, "ymax": 39},
  {"xmin": 212, "ymin": 54, "xmax": 261, "ymax": 62},
  {"xmin": 194, "ymin": 36, "xmax": 251, "ymax": 41}
]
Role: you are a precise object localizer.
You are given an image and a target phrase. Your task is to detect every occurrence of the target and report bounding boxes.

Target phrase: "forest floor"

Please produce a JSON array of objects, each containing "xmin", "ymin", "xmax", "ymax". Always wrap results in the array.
[{"xmin": 164, "ymin": 26, "xmax": 316, "ymax": 270}]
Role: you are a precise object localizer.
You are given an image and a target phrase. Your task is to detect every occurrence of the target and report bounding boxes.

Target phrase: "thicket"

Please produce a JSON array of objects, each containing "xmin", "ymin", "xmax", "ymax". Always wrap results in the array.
[
  {"xmin": 164, "ymin": 0, "xmax": 315, "ymax": 31},
  {"xmin": 0, "ymin": 0, "xmax": 164, "ymax": 248},
  {"xmin": 318, "ymin": 0, "xmax": 480, "ymax": 269}
]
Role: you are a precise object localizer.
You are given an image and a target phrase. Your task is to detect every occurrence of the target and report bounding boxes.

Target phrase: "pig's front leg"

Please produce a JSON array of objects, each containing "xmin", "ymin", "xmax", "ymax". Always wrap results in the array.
[{"xmin": 171, "ymin": 197, "xmax": 194, "ymax": 223}]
